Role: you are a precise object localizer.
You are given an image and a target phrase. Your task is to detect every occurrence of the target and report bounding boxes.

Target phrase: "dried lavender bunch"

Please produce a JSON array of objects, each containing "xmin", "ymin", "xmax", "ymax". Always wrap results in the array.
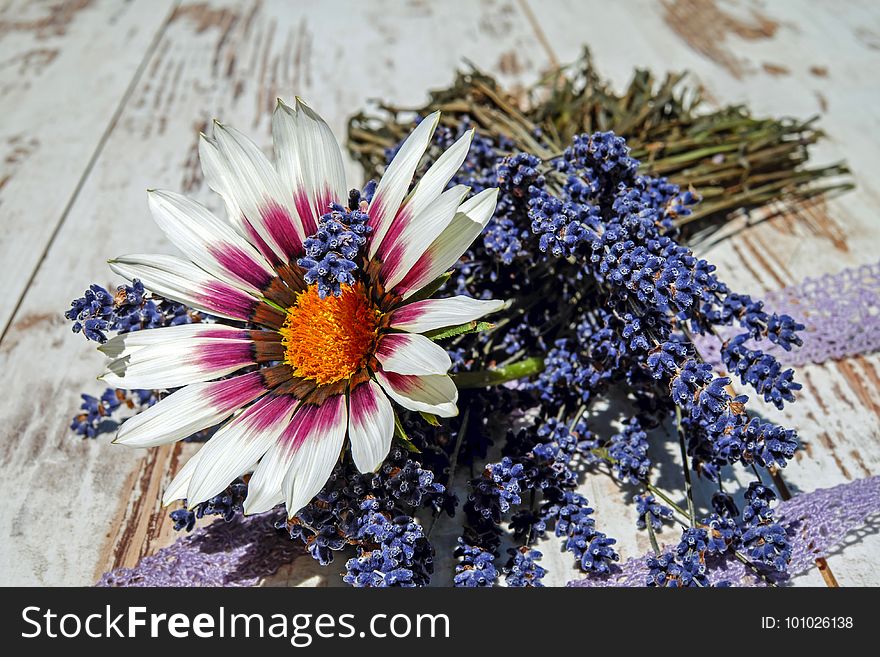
[
  {"xmin": 274, "ymin": 411, "xmax": 454, "ymax": 587},
  {"xmin": 65, "ymin": 280, "xmax": 206, "ymax": 439},
  {"xmin": 348, "ymin": 48, "xmax": 852, "ymax": 242},
  {"xmin": 413, "ymin": 128, "xmax": 806, "ymax": 586}
]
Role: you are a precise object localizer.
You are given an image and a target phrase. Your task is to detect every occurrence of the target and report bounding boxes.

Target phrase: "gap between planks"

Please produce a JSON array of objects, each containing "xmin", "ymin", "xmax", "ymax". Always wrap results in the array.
[{"xmin": 0, "ymin": 1, "xmax": 182, "ymax": 348}]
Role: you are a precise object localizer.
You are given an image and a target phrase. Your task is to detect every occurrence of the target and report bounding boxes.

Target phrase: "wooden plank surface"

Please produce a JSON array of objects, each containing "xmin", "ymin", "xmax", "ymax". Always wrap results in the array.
[
  {"xmin": 0, "ymin": 0, "xmax": 877, "ymax": 586},
  {"xmin": 0, "ymin": 0, "xmax": 177, "ymax": 338}
]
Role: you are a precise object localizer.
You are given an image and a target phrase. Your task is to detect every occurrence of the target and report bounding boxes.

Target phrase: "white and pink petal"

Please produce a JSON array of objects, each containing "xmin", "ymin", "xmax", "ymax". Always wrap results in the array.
[
  {"xmin": 348, "ymin": 380, "xmax": 395, "ymax": 474},
  {"xmin": 393, "ymin": 187, "xmax": 498, "ymax": 299},
  {"xmin": 186, "ymin": 393, "xmax": 300, "ymax": 506},
  {"xmin": 400, "ymin": 129, "xmax": 473, "ymax": 222},
  {"xmin": 212, "ymin": 121, "xmax": 306, "ymax": 262},
  {"xmin": 272, "ymin": 98, "xmax": 346, "ymax": 235},
  {"xmin": 389, "ymin": 296, "xmax": 506, "ymax": 334},
  {"xmin": 281, "ymin": 395, "xmax": 348, "ymax": 516},
  {"xmin": 147, "ymin": 189, "xmax": 275, "ymax": 293},
  {"xmin": 99, "ymin": 337, "xmax": 255, "ymax": 389},
  {"xmin": 378, "ymin": 185, "xmax": 469, "ymax": 290},
  {"xmin": 367, "ymin": 111, "xmax": 440, "ymax": 258},
  {"xmin": 375, "ymin": 370, "xmax": 458, "ymax": 418},
  {"xmin": 113, "ymin": 372, "xmax": 267, "ymax": 448},
  {"xmin": 375, "ymin": 129, "xmax": 473, "ymax": 264},
  {"xmin": 200, "ymin": 134, "xmax": 281, "ymax": 265},
  {"xmin": 376, "ymin": 333, "xmax": 451, "ymax": 376},
  {"xmin": 109, "ymin": 254, "xmax": 264, "ymax": 323},
  {"xmin": 97, "ymin": 322, "xmax": 248, "ymax": 360}
]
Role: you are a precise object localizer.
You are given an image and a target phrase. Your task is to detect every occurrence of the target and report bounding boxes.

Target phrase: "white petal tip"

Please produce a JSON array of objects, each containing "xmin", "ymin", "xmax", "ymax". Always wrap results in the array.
[
  {"xmin": 276, "ymin": 97, "xmax": 294, "ymax": 113},
  {"xmin": 112, "ymin": 432, "xmax": 135, "ymax": 446},
  {"xmin": 242, "ymin": 496, "xmax": 270, "ymax": 516},
  {"xmin": 293, "ymin": 96, "xmax": 312, "ymax": 113}
]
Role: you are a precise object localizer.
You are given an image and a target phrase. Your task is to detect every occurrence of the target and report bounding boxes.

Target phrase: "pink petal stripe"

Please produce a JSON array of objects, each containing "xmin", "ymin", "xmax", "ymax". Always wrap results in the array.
[
  {"xmin": 261, "ymin": 201, "xmax": 304, "ymax": 260},
  {"xmin": 349, "ymin": 381, "xmax": 379, "ymax": 426},
  {"xmin": 375, "ymin": 204, "xmax": 413, "ymax": 263},
  {"xmin": 279, "ymin": 395, "xmax": 345, "ymax": 452},
  {"xmin": 393, "ymin": 251, "xmax": 435, "ymax": 295},
  {"xmin": 208, "ymin": 243, "xmax": 274, "ymax": 290},
  {"xmin": 244, "ymin": 393, "xmax": 300, "ymax": 433},
  {"xmin": 366, "ymin": 195, "xmax": 389, "ymax": 246},
  {"xmin": 297, "ymin": 188, "xmax": 335, "ymax": 236},
  {"xmin": 198, "ymin": 327, "xmax": 251, "ymax": 339},
  {"xmin": 386, "ymin": 302, "xmax": 423, "ymax": 327},
  {"xmin": 194, "ymin": 281, "xmax": 257, "ymax": 320},
  {"xmin": 205, "ymin": 371, "xmax": 268, "ymax": 409},
  {"xmin": 375, "ymin": 333, "xmax": 410, "ymax": 361},
  {"xmin": 195, "ymin": 340, "xmax": 254, "ymax": 370},
  {"xmin": 316, "ymin": 189, "xmax": 335, "ymax": 215},
  {"xmin": 243, "ymin": 218, "xmax": 282, "ymax": 267},
  {"xmin": 379, "ymin": 370, "xmax": 418, "ymax": 393},
  {"xmin": 293, "ymin": 190, "xmax": 319, "ymax": 237}
]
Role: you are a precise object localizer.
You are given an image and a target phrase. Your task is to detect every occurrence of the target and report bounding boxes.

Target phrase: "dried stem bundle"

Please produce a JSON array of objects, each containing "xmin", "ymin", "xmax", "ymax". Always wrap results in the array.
[{"xmin": 347, "ymin": 48, "xmax": 852, "ymax": 238}]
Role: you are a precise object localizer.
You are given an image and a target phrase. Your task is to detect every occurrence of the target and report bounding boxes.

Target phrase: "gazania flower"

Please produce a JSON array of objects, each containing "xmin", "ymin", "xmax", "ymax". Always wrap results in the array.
[{"xmin": 102, "ymin": 98, "xmax": 502, "ymax": 518}]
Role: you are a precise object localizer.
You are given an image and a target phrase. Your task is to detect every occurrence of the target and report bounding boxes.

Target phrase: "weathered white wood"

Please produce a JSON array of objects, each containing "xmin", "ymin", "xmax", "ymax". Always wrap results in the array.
[
  {"xmin": 0, "ymin": 0, "xmax": 555, "ymax": 585},
  {"xmin": 0, "ymin": 0, "xmax": 177, "ymax": 337}
]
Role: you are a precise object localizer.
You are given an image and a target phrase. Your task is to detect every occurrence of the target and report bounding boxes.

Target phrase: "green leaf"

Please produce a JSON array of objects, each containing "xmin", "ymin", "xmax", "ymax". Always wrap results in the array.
[
  {"xmin": 590, "ymin": 446, "xmax": 612, "ymax": 463},
  {"xmin": 404, "ymin": 272, "xmax": 451, "ymax": 304},
  {"xmin": 418, "ymin": 411, "xmax": 440, "ymax": 426},
  {"xmin": 393, "ymin": 413, "xmax": 421, "ymax": 453},
  {"xmin": 425, "ymin": 320, "xmax": 494, "ymax": 341},
  {"xmin": 451, "ymin": 356, "xmax": 545, "ymax": 389}
]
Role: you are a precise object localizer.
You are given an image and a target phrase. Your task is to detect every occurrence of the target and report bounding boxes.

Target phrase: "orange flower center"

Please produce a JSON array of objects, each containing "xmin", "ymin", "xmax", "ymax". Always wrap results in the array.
[{"xmin": 280, "ymin": 283, "xmax": 380, "ymax": 386}]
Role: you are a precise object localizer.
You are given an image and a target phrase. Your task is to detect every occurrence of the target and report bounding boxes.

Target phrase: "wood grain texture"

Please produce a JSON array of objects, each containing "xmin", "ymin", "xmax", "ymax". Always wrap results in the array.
[
  {"xmin": 0, "ymin": 0, "xmax": 177, "ymax": 338},
  {"xmin": 0, "ymin": 0, "xmax": 878, "ymax": 586}
]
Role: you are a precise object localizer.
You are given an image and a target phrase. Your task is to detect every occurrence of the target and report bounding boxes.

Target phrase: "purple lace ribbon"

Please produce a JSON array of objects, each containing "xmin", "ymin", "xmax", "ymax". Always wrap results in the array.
[
  {"xmin": 98, "ymin": 476, "xmax": 880, "ymax": 587},
  {"xmin": 694, "ymin": 261, "xmax": 880, "ymax": 367},
  {"xmin": 568, "ymin": 475, "xmax": 880, "ymax": 587},
  {"xmin": 97, "ymin": 510, "xmax": 297, "ymax": 587}
]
